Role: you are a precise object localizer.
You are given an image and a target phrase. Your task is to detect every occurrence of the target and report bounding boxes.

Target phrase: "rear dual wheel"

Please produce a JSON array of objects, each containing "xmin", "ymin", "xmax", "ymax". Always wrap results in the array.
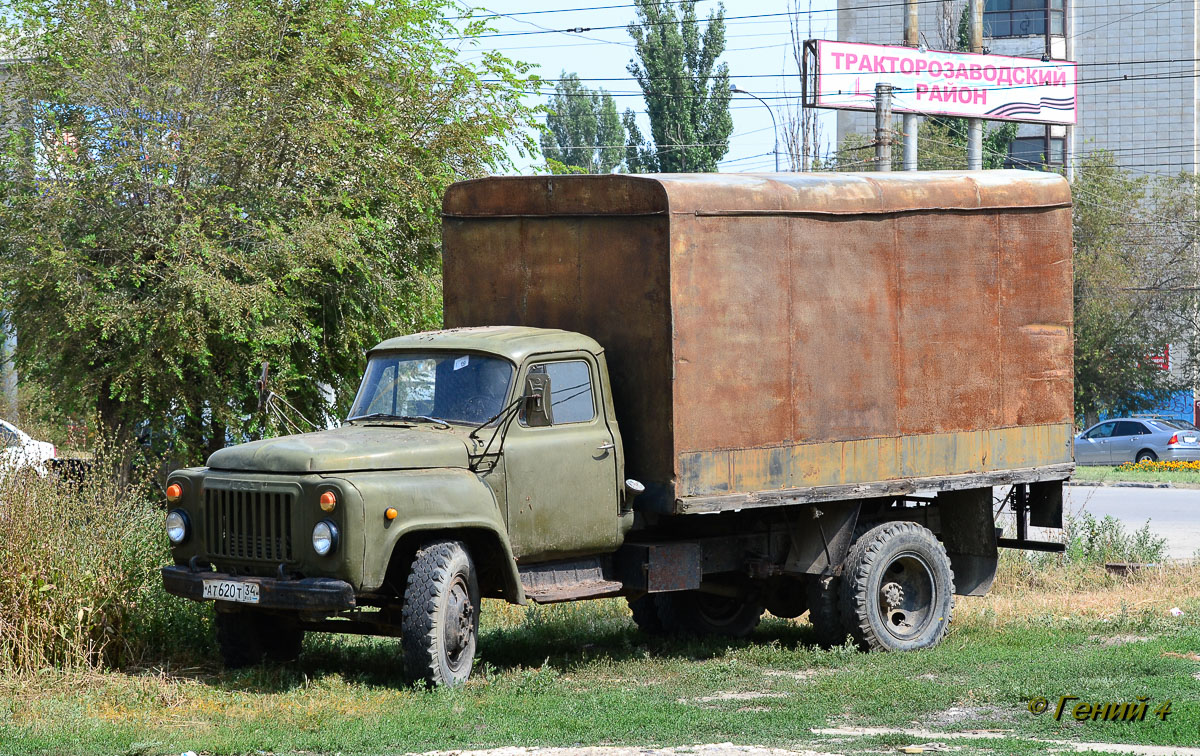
[
  {"xmin": 628, "ymin": 586, "xmax": 764, "ymax": 638},
  {"xmin": 838, "ymin": 522, "xmax": 955, "ymax": 652}
]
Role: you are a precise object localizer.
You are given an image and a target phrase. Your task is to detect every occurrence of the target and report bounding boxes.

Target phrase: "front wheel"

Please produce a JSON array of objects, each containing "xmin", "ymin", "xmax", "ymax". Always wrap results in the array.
[
  {"xmin": 401, "ymin": 540, "xmax": 480, "ymax": 686},
  {"xmin": 839, "ymin": 521, "xmax": 955, "ymax": 652}
]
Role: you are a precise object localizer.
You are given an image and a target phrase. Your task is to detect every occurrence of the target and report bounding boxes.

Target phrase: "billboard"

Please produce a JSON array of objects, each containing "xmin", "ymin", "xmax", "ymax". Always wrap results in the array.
[{"xmin": 806, "ymin": 40, "xmax": 1076, "ymax": 125}]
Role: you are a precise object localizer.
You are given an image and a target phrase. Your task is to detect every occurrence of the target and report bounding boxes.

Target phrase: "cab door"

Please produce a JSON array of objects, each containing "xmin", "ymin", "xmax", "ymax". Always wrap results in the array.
[{"xmin": 503, "ymin": 354, "xmax": 621, "ymax": 562}]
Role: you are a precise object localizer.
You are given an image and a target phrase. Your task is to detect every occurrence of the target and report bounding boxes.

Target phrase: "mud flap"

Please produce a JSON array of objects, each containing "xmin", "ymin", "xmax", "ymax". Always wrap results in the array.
[{"xmin": 937, "ymin": 487, "xmax": 998, "ymax": 596}]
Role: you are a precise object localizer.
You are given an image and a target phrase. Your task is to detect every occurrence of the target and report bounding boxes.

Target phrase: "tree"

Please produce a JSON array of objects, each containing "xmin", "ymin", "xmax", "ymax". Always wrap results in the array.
[
  {"xmin": 0, "ymin": 0, "xmax": 538, "ymax": 459},
  {"xmin": 1073, "ymin": 153, "xmax": 1195, "ymax": 425},
  {"xmin": 624, "ymin": 0, "xmax": 732, "ymax": 173},
  {"xmin": 541, "ymin": 72, "xmax": 626, "ymax": 174},
  {"xmin": 824, "ymin": 119, "xmax": 1015, "ymax": 171}
]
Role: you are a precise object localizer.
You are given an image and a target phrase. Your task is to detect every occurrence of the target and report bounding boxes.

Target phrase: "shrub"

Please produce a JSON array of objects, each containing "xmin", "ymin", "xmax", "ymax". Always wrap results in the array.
[
  {"xmin": 0, "ymin": 442, "xmax": 209, "ymax": 675},
  {"xmin": 1062, "ymin": 511, "xmax": 1168, "ymax": 565}
]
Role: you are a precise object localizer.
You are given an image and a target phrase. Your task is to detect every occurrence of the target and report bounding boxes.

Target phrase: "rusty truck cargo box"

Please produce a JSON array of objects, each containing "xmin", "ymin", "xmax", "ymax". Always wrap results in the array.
[{"xmin": 442, "ymin": 172, "xmax": 1073, "ymax": 513}]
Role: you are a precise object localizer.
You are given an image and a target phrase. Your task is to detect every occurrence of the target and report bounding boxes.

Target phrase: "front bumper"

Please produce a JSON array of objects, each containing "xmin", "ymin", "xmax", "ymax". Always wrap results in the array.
[{"xmin": 161, "ymin": 566, "xmax": 356, "ymax": 612}]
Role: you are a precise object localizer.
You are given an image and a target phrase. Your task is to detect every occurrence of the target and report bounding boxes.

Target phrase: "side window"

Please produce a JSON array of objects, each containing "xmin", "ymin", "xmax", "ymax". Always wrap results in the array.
[
  {"xmin": 0, "ymin": 427, "xmax": 16, "ymax": 448},
  {"xmin": 522, "ymin": 360, "xmax": 595, "ymax": 426},
  {"xmin": 1085, "ymin": 422, "xmax": 1116, "ymax": 439},
  {"xmin": 1115, "ymin": 421, "xmax": 1149, "ymax": 437}
]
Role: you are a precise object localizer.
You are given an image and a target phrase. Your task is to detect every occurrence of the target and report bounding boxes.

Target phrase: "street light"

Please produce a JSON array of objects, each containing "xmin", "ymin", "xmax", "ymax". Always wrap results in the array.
[{"xmin": 730, "ymin": 83, "xmax": 779, "ymax": 172}]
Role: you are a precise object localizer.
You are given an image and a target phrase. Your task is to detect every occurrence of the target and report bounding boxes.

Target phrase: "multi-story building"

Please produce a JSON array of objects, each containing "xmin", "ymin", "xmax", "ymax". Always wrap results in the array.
[
  {"xmin": 835, "ymin": 1, "xmax": 1197, "ymax": 178},
  {"xmin": 835, "ymin": 1, "xmax": 1199, "ymax": 425}
]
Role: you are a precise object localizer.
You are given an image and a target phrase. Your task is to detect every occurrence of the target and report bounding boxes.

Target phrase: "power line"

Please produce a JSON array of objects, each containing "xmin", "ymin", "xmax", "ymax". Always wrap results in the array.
[
  {"xmin": 442, "ymin": 0, "xmax": 955, "ymax": 41},
  {"xmin": 443, "ymin": 0, "xmax": 716, "ymax": 21},
  {"xmin": 522, "ymin": 67, "xmax": 1200, "ymax": 99}
]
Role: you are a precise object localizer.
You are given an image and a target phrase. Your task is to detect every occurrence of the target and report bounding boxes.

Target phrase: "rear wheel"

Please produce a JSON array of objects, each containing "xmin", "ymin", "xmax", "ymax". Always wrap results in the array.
[
  {"xmin": 1136, "ymin": 450, "xmax": 1157, "ymax": 463},
  {"xmin": 263, "ymin": 620, "xmax": 305, "ymax": 663},
  {"xmin": 215, "ymin": 610, "xmax": 263, "ymax": 669},
  {"xmin": 839, "ymin": 521, "xmax": 955, "ymax": 652},
  {"xmin": 401, "ymin": 540, "xmax": 480, "ymax": 686},
  {"xmin": 656, "ymin": 587, "xmax": 764, "ymax": 638},
  {"xmin": 804, "ymin": 575, "xmax": 848, "ymax": 647},
  {"xmin": 764, "ymin": 577, "xmax": 808, "ymax": 619}
]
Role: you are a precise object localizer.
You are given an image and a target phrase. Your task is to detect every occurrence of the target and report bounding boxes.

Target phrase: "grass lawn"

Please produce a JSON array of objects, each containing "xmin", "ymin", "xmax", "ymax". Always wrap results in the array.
[
  {"xmin": 1073, "ymin": 465, "xmax": 1200, "ymax": 485},
  {"xmin": 4, "ymin": 562, "xmax": 1200, "ymax": 755}
]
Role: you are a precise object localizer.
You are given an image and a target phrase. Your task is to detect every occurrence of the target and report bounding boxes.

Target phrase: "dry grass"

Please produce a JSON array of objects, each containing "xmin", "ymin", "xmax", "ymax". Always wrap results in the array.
[
  {"xmin": 0, "ymin": 441, "xmax": 210, "ymax": 675},
  {"xmin": 955, "ymin": 556, "xmax": 1200, "ymax": 629}
]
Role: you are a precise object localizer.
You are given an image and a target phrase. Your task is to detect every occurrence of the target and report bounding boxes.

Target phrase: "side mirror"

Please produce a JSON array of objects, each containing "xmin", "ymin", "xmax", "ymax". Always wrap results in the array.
[{"xmin": 522, "ymin": 372, "xmax": 554, "ymax": 427}]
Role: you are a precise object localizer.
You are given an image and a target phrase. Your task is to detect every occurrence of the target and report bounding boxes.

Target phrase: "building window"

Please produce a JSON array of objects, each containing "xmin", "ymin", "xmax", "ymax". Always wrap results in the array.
[
  {"xmin": 984, "ymin": 0, "xmax": 1064, "ymax": 38},
  {"xmin": 1004, "ymin": 136, "xmax": 1065, "ymax": 170}
]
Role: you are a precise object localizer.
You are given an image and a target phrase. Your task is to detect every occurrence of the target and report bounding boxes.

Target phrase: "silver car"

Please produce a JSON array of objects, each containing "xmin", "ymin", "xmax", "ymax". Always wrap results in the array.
[{"xmin": 1075, "ymin": 416, "xmax": 1200, "ymax": 465}]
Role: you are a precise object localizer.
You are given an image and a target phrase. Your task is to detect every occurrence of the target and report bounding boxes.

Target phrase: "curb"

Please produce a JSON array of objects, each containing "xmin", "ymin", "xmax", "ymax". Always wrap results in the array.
[{"xmin": 1065, "ymin": 480, "xmax": 1174, "ymax": 489}]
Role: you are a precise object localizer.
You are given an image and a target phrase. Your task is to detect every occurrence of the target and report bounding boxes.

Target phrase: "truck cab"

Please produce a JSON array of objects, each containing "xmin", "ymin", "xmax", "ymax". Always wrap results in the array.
[{"xmin": 162, "ymin": 326, "xmax": 632, "ymax": 685}]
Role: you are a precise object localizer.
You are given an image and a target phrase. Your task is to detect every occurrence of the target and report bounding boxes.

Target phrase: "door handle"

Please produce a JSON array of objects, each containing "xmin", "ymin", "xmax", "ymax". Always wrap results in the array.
[{"xmin": 596, "ymin": 442, "xmax": 615, "ymax": 451}]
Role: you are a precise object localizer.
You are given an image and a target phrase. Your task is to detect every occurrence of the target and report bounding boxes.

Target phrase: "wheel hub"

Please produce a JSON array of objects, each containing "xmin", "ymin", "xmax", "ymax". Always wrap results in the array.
[
  {"xmin": 876, "ymin": 553, "xmax": 935, "ymax": 641},
  {"xmin": 881, "ymin": 581, "xmax": 904, "ymax": 609},
  {"xmin": 443, "ymin": 578, "xmax": 475, "ymax": 670}
]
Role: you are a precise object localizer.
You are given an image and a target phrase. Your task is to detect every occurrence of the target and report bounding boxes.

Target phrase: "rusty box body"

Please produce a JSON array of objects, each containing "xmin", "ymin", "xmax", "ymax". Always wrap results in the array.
[{"xmin": 442, "ymin": 171, "xmax": 1074, "ymax": 513}]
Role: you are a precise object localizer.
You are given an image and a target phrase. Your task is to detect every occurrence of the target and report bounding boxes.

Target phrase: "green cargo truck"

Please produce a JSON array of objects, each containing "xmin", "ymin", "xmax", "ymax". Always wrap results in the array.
[{"xmin": 162, "ymin": 171, "xmax": 1075, "ymax": 685}]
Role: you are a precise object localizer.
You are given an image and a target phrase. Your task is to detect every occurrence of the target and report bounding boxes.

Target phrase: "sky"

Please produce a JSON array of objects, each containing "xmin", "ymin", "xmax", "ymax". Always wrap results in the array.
[{"xmin": 450, "ymin": 0, "xmax": 839, "ymax": 174}]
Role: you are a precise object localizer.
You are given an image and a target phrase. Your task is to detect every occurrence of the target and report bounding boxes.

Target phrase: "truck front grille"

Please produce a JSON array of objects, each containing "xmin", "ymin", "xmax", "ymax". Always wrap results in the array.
[{"xmin": 204, "ymin": 488, "xmax": 294, "ymax": 562}]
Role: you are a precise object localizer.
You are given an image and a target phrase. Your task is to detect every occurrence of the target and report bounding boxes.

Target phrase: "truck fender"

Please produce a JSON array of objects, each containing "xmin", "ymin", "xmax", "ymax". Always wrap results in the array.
[{"xmin": 348, "ymin": 468, "xmax": 525, "ymax": 604}]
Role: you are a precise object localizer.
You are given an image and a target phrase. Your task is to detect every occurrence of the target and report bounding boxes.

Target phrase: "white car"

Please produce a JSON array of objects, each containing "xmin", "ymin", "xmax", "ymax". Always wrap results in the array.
[{"xmin": 0, "ymin": 419, "xmax": 57, "ymax": 475}]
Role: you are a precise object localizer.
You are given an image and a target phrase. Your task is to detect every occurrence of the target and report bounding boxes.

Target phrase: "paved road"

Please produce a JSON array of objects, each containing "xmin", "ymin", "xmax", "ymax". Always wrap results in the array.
[{"xmin": 1065, "ymin": 485, "xmax": 1200, "ymax": 560}]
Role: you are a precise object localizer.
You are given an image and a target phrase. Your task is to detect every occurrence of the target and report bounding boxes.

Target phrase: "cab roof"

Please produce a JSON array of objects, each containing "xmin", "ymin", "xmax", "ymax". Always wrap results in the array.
[{"xmin": 369, "ymin": 326, "xmax": 603, "ymax": 364}]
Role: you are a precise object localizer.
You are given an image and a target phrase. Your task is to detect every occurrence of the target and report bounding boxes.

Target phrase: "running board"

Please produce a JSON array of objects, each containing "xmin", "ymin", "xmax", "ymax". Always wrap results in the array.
[
  {"xmin": 997, "ymin": 537, "xmax": 1065, "ymax": 552},
  {"xmin": 518, "ymin": 557, "xmax": 626, "ymax": 604}
]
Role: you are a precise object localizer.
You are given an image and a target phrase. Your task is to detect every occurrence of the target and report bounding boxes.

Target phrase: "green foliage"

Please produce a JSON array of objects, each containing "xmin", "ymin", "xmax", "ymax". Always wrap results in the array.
[
  {"xmin": 624, "ymin": 0, "xmax": 732, "ymax": 172},
  {"xmin": 1062, "ymin": 512, "xmax": 1168, "ymax": 565},
  {"xmin": 0, "ymin": 0, "xmax": 538, "ymax": 459},
  {"xmin": 541, "ymin": 72, "xmax": 626, "ymax": 174},
  {"xmin": 1072, "ymin": 152, "xmax": 1192, "ymax": 424},
  {"xmin": 825, "ymin": 118, "xmax": 1016, "ymax": 171}
]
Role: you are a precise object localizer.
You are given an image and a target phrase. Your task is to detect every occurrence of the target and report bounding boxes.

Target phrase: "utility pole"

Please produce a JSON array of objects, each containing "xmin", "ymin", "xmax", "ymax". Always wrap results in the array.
[
  {"xmin": 875, "ymin": 83, "xmax": 893, "ymax": 172},
  {"xmin": 1043, "ymin": 1, "xmax": 1053, "ymax": 170},
  {"xmin": 966, "ymin": 0, "xmax": 983, "ymax": 170},
  {"xmin": 903, "ymin": 0, "xmax": 918, "ymax": 170}
]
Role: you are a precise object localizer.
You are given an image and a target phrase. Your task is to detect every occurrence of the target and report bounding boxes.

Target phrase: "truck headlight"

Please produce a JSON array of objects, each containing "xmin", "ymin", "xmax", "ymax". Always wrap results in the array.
[
  {"xmin": 312, "ymin": 520, "xmax": 339, "ymax": 556},
  {"xmin": 165, "ymin": 509, "xmax": 190, "ymax": 545}
]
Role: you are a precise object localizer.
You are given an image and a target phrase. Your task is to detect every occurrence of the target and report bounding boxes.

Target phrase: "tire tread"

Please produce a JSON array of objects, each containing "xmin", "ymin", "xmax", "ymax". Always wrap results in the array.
[{"xmin": 839, "ymin": 520, "xmax": 955, "ymax": 652}]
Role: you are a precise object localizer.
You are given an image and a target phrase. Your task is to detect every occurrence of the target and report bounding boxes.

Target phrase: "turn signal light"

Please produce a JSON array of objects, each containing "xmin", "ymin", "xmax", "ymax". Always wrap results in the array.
[
  {"xmin": 319, "ymin": 491, "xmax": 338, "ymax": 512},
  {"xmin": 385, "ymin": 507, "xmax": 398, "ymax": 520},
  {"xmin": 166, "ymin": 483, "xmax": 182, "ymax": 502}
]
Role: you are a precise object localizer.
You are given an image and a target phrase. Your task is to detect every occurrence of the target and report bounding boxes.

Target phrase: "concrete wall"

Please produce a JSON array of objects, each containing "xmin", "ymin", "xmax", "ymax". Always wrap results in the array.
[{"xmin": 1073, "ymin": 1, "xmax": 1197, "ymax": 175}]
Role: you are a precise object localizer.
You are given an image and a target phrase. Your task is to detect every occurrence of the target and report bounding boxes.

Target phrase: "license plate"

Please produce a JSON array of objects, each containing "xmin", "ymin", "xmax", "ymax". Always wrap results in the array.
[
  {"xmin": 1185, "ymin": 436, "xmax": 1197, "ymax": 443},
  {"xmin": 202, "ymin": 579, "xmax": 260, "ymax": 604}
]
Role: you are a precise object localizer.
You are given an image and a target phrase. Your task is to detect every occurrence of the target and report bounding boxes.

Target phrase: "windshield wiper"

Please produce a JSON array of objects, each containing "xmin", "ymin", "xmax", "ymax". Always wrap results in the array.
[{"xmin": 350, "ymin": 413, "xmax": 450, "ymax": 427}]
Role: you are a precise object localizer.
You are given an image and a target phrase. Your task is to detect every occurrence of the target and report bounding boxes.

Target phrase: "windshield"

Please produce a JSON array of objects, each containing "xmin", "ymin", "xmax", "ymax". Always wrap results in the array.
[{"xmin": 349, "ymin": 352, "xmax": 515, "ymax": 425}]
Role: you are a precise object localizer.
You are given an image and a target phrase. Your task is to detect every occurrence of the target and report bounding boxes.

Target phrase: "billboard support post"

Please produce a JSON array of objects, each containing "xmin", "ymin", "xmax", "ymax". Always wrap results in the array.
[
  {"xmin": 967, "ymin": 0, "xmax": 983, "ymax": 170},
  {"xmin": 875, "ymin": 83, "xmax": 893, "ymax": 171},
  {"xmin": 903, "ymin": 0, "xmax": 919, "ymax": 171}
]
